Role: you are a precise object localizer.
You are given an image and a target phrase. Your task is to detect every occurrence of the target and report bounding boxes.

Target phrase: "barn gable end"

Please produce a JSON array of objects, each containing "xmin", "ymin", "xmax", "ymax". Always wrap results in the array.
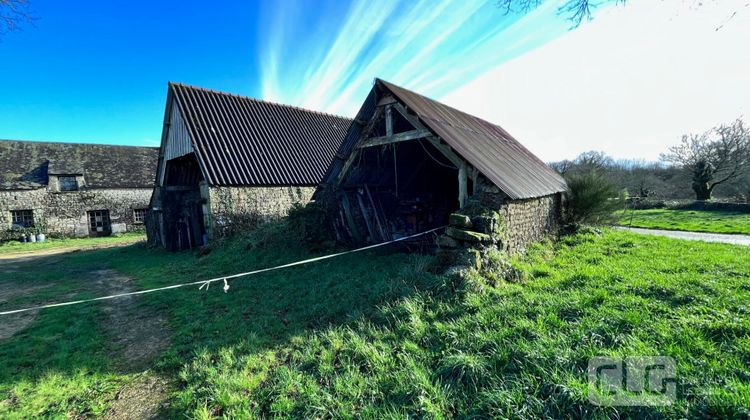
[
  {"xmin": 317, "ymin": 79, "xmax": 567, "ymax": 253},
  {"xmin": 148, "ymin": 83, "xmax": 351, "ymax": 250}
]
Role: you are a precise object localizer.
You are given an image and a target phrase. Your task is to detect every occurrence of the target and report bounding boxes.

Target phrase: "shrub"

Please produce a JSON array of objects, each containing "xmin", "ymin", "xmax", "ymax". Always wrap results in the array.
[
  {"xmin": 287, "ymin": 201, "xmax": 335, "ymax": 249},
  {"xmin": 563, "ymin": 170, "xmax": 625, "ymax": 226}
]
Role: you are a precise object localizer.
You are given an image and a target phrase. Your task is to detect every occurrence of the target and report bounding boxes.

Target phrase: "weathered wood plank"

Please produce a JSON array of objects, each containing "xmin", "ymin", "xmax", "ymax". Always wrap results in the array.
[
  {"xmin": 341, "ymin": 193, "xmax": 363, "ymax": 243},
  {"xmin": 356, "ymin": 192, "xmax": 376, "ymax": 241},
  {"xmin": 357, "ymin": 129, "xmax": 432, "ymax": 149},
  {"xmin": 365, "ymin": 185, "xmax": 388, "ymax": 240}
]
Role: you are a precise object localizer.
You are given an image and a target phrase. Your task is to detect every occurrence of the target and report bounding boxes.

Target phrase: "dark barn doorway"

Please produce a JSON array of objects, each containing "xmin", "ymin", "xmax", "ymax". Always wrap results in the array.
[
  {"xmin": 161, "ymin": 153, "xmax": 207, "ymax": 251},
  {"xmin": 335, "ymin": 138, "xmax": 460, "ymax": 244}
]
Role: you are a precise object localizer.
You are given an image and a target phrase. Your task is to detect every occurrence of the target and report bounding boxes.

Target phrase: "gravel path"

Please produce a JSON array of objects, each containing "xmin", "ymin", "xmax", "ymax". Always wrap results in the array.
[{"xmin": 616, "ymin": 227, "xmax": 750, "ymax": 246}]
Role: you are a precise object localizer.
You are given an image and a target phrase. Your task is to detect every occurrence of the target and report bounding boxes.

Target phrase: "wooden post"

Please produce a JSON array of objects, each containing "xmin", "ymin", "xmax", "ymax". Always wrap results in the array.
[
  {"xmin": 385, "ymin": 105, "xmax": 393, "ymax": 136},
  {"xmin": 458, "ymin": 162, "xmax": 468, "ymax": 209}
]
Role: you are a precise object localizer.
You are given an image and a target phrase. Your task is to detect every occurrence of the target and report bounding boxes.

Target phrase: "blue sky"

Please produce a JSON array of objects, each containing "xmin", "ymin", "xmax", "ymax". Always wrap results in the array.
[
  {"xmin": 2, "ymin": 0, "xmax": 747, "ymax": 161},
  {"xmin": 0, "ymin": 0, "xmax": 595, "ymax": 148}
]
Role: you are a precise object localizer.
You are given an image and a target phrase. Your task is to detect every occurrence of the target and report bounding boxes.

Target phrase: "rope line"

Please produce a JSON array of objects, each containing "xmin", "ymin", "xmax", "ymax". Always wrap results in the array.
[{"xmin": 0, "ymin": 227, "xmax": 445, "ymax": 316}]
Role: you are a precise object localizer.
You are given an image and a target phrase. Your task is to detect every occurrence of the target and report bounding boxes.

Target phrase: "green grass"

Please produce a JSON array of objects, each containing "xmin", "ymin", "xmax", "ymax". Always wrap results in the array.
[
  {"xmin": 617, "ymin": 208, "xmax": 750, "ymax": 235},
  {"xmin": 0, "ymin": 232, "xmax": 145, "ymax": 255},
  {"xmin": 1, "ymin": 224, "xmax": 749, "ymax": 418}
]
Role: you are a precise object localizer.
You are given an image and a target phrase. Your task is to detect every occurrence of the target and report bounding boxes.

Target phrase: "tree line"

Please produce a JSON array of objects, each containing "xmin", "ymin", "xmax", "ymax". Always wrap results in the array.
[{"xmin": 551, "ymin": 119, "xmax": 750, "ymax": 202}]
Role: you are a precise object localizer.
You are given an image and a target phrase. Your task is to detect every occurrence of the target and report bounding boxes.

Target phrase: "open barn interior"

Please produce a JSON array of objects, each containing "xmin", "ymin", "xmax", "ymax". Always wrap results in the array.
[
  {"xmin": 332, "ymin": 104, "xmax": 468, "ymax": 244},
  {"xmin": 157, "ymin": 153, "xmax": 207, "ymax": 251}
]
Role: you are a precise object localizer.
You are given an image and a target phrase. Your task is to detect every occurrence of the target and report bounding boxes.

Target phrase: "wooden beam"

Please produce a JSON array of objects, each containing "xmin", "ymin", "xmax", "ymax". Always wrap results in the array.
[
  {"xmin": 425, "ymin": 136, "xmax": 464, "ymax": 168},
  {"xmin": 392, "ymin": 103, "xmax": 426, "ymax": 131},
  {"xmin": 337, "ymin": 106, "xmax": 383, "ymax": 183},
  {"xmin": 392, "ymin": 102, "xmax": 466, "ymax": 168},
  {"xmin": 458, "ymin": 162, "xmax": 468, "ymax": 209},
  {"xmin": 357, "ymin": 129, "xmax": 432, "ymax": 149},
  {"xmin": 377, "ymin": 95, "xmax": 397, "ymax": 106},
  {"xmin": 385, "ymin": 105, "xmax": 393, "ymax": 136}
]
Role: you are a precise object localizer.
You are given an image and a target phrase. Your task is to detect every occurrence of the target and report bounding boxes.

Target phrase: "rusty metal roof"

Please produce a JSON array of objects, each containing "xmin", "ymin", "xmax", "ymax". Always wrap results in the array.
[
  {"xmin": 0, "ymin": 139, "xmax": 158, "ymax": 190},
  {"xmin": 377, "ymin": 79, "xmax": 567, "ymax": 200},
  {"xmin": 169, "ymin": 83, "xmax": 351, "ymax": 186},
  {"xmin": 321, "ymin": 80, "xmax": 567, "ymax": 199}
]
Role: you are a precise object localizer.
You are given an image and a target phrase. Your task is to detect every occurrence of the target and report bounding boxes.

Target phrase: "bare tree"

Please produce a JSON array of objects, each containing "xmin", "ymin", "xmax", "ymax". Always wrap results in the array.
[
  {"xmin": 661, "ymin": 119, "xmax": 750, "ymax": 201},
  {"xmin": 0, "ymin": 0, "xmax": 34, "ymax": 37},
  {"xmin": 497, "ymin": 0, "xmax": 742, "ymax": 29},
  {"xmin": 497, "ymin": 0, "xmax": 626, "ymax": 27}
]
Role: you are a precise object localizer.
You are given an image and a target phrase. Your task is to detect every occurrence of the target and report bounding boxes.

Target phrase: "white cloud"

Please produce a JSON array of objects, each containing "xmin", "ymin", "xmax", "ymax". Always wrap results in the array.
[
  {"xmin": 441, "ymin": 0, "xmax": 750, "ymax": 162},
  {"xmin": 259, "ymin": 0, "xmax": 575, "ymax": 116}
]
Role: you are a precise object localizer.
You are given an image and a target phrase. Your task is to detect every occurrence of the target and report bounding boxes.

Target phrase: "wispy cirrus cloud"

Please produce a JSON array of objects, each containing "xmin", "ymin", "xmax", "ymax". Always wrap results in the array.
[{"xmin": 257, "ymin": 0, "xmax": 601, "ymax": 116}]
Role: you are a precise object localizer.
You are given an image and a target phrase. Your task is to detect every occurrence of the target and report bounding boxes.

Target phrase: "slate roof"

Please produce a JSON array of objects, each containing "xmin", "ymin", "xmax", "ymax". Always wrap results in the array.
[
  {"xmin": 323, "ymin": 79, "xmax": 567, "ymax": 200},
  {"xmin": 169, "ymin": 83, "xmax": 352, "ymax": 186},
  {"xmin": 0, "ymin": 140, "xmax": 159, "ymax": 190}
]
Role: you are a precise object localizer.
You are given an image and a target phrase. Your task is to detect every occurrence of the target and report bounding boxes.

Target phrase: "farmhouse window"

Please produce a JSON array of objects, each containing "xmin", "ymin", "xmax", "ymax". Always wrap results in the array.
[
  {"xmin": 58, "ymin": 176, "xmax": 79, "ymax": 191},
  {"xmin": 133, "ymin": 208, "xmax": 147, "ymax": 223},
  {"xmin": 10, "ymin": 210, "xmax": 34, "ymax": 228},
  {"xmin": 88, "ymin": 210, "xmax": 111, "ymax": 234}
]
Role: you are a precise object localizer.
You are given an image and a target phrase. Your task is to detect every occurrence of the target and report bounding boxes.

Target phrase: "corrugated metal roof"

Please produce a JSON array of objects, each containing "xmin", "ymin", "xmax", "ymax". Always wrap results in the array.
[
  {"xmin": 0, "ymin": 139, "xmax": 158, "ymax": 190},
  {"xmin": 378, "ymin": 79, "xmax": 567, "ymax": 200},
  {"xmin": 169, "ymin": 83, "xmax": 351, "ymax": 186}
]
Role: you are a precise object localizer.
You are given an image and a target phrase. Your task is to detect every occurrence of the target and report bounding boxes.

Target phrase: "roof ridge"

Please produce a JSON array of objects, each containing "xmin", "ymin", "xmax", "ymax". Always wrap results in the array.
[
  {"xmin": 0, "ymin": 139, "xmax": 159, "ymax": 149},
  {"xmin": 168, "ymin": 81, "xmax": 352, "ymax": 121}
]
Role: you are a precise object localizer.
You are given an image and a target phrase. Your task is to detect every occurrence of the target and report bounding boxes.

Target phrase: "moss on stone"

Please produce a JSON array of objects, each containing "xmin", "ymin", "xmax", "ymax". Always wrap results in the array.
[
  {"xmin": 446, "ymin": 227, "xmax": 493, "ymax": 244},
  {"xmin": 448, "ymin": 213, "xmax": 472, "ymax": 229}
]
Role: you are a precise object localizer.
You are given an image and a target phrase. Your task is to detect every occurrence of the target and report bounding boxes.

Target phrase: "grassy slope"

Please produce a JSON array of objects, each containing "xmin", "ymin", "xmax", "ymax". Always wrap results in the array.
[
  {"xmin": 617, "ymin": 208, "xmax": 750, "ymax": 235},
  {"xmin": 0, "ymin": 232, "xmax": 145, "ymax": 255},
  {"xmin": 1, "ymin": 226, "xmax": 749, "ymax": 418}
]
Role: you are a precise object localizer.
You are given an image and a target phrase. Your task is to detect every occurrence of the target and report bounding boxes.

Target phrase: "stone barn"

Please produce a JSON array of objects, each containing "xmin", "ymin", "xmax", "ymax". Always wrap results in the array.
[
  {"xmin": 0, "ymin": 140, "xmax": 158, "ymax": 238},
  {"xmin": 316, "ymin": 79, "xmax": 568, "ymax": 253},
  {"xmin": 148, "ymin": 83, "xmax": 350, "ymax": 250}
]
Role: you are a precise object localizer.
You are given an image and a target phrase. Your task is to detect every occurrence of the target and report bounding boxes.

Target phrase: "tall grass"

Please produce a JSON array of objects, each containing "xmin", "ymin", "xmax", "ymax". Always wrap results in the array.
[
  {"xmin": 169, "ymin": 230, "xmax": 750, "ymax": 418},
  {"xmin": 1, "ymin": 223, "xmax": 748, "ymax": 417}
]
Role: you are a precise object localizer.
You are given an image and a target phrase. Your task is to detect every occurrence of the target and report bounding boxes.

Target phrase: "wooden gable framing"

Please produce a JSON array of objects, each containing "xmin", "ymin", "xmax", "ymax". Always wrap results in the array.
[{"xmin": 336, "ymin": 96, "xmax": 473, "ymax": 210}]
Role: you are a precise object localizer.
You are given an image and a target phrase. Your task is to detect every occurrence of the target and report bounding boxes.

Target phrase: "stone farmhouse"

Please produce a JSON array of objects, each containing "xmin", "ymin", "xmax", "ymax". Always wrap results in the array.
[
  {"xmin": 147, "ymin": 83, "xmax": 351, "ymax": 250},
  {"xmin": 316, "ymin": 79, "xmax": 568, "ymax": 253},
  {"xmin": 0, "ymin": 140, "xmax": 158, "ymax": 238}
]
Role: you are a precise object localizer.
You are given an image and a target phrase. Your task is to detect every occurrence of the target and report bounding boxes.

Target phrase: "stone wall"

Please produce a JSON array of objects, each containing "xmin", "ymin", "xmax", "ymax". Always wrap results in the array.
[
  {"xmin": 437, "ymin": 175, "xmax": 563, "ymax": 255},
  {"xmin": 0, "ymin": 187, "xmax": 152, "ymax": 237},
  {"xmin": 496, "ymin": 194, "xmax": 561, "ymax": 253},
  {"xmin": 475, "ymin": 175, "xmax": 562, "ymax": 253},
  {"xmin": 207, "ymin": 186, "xmax": 316, "ymax": 237}
]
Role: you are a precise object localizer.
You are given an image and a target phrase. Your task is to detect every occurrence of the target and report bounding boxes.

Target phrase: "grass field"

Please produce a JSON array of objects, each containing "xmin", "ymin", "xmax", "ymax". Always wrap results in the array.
[
  {"xmin": 617, "ymin": 208, "xmax": 750, "ymax": 235},
  {"xmin": 0, "ymin": 232, "xmax": 145, "ymax": 255},
  {"xmin": 1, "ymin": 225, "xmax": 748, "ymax": 418}
]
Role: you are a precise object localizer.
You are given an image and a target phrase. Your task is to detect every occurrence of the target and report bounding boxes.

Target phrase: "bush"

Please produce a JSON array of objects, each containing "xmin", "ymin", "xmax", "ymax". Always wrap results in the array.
[
  {"xmin": 563, "ymin": 170, "xmax": 625, "ymax": 226},
  {"xmin": 287, "ymin": 201, "xmax": 335, "ymax": 249}
]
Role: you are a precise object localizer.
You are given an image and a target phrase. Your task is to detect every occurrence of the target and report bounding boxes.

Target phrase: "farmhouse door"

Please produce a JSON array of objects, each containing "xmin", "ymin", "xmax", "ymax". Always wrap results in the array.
[{"xmin": 88, "ymin": 210, "xmax": 112, "ymax": 236}]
